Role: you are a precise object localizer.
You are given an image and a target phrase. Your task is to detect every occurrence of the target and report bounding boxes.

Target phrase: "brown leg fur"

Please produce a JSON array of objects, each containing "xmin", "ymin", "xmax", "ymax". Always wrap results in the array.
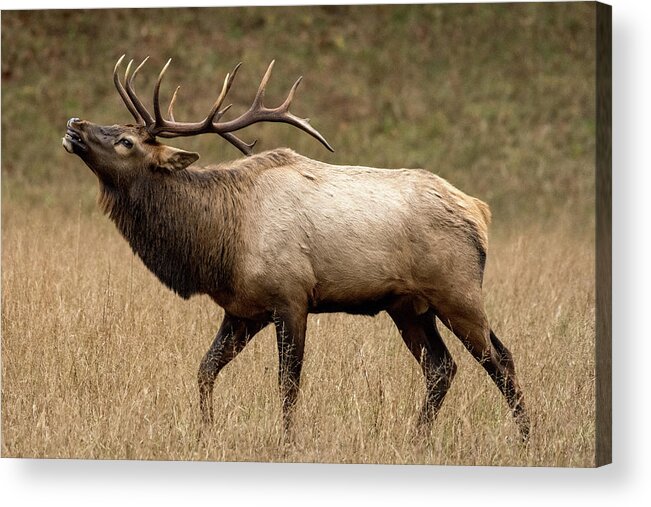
[
  {"xmin": 434, "ymin": 297, "xmax": 530, "ymax": 441},
  {"xmin": 198, "ymin": 314, "xmax": 269, "ymax": 425},
  {"xmin": 273, "ymin": 307, "xmax": 308, "ymax": 434},
  {"xmin": 388, "ymin": 301, "xmax": 457, "ymax": 430},
  {"xmin": 489, "ymin": 329, "xmax": 530, "ymax": 440}
]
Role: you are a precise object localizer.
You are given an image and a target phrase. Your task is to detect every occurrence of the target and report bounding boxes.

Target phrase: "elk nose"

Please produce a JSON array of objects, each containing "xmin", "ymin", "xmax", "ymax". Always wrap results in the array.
[{"xmin": 67, "ymin": 117, "xmax": 81, "ymax": 128}]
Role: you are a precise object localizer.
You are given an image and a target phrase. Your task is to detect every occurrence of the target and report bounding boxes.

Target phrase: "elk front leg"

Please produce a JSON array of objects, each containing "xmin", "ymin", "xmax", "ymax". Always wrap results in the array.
[
  {"xmin": 273, "ymin": 308, "xmax": 308, "ymax": 433},
  {"xmin": 198, "ymin": 314, "xmax": 268, "ymax": 425}
]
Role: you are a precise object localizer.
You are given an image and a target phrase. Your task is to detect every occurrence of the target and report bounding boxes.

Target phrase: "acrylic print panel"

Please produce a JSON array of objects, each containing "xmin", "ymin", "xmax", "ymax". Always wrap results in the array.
[{"xmin": 1, "ymin": 2, "xmax": 610, "ymax": 466}]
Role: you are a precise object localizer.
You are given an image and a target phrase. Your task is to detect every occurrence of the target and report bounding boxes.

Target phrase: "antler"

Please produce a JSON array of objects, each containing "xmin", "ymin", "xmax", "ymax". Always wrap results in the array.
[{"xmin": 113, "ymin": 55, "xmax": 334, "ymax": 156}]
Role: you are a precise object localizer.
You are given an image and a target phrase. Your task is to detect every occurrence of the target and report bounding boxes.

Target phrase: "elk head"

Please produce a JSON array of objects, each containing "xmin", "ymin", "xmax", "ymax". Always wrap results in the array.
[{"xmin": 63, "ymin": 55, "xmax": 333, "ymax": 185}]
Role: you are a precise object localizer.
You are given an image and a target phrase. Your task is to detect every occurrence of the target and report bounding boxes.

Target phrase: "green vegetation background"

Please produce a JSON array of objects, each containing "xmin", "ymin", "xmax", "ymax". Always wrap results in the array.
[{"xmin": 2, "ymin": 3, "xmax": 595, "ymax": 231}]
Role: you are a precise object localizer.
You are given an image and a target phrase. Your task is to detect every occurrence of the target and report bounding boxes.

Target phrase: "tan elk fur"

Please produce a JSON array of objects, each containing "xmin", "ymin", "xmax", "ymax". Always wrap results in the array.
[{"xmin": 97, "ymin": 147, "xmax": 491, "ymax": 321}]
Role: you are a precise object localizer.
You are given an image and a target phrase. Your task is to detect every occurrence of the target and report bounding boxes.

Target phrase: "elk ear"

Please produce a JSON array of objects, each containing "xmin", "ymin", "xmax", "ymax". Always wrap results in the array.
[{"xmin": 155, "ymin": 145, "xmax": 199, "ymax": 172}]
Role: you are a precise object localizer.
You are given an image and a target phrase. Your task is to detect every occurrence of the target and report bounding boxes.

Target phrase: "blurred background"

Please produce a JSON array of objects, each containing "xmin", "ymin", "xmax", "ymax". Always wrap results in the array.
[{"xmin": 2, "ymin": 3, "xmax": 595, "ymax": 231}]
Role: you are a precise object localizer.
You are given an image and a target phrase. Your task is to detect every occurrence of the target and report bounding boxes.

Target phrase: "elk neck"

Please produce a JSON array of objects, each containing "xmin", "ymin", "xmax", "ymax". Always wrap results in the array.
[{"xmin": 98, "ymin": 166, "xmax": 253, "ymax": 300}]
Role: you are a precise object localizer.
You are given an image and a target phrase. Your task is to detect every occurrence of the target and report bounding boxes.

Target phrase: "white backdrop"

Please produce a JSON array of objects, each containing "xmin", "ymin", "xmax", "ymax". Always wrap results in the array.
[{"xmin": 1, "ymin": 0, "xmax": 648, "ymax": 505}]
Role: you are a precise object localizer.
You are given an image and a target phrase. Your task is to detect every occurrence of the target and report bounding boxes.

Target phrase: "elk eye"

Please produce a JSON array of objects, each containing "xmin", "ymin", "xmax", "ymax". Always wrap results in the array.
[{"xmin": 118, "ymin": 138, "xmax": 133, "ymax": 149}]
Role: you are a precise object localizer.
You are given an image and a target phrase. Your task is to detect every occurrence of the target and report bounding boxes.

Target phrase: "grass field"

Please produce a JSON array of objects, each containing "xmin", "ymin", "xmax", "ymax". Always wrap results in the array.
[{"xmin": 2, "ymin": 4, "xmax": 597, "ymax": 466}]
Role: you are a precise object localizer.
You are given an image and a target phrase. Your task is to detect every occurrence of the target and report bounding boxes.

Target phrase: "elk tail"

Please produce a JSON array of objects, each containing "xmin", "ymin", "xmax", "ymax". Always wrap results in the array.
[{"xmin": 473, "ymin": 197, "xmax": 492, "ymax": 228}]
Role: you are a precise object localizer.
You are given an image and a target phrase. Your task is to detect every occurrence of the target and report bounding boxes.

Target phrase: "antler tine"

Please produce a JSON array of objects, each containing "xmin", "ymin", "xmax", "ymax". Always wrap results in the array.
[
  {"xmin": 266, "ymin": 75, "xmax": 334, "ymax": 151},
  {"xmin": 252, "ymin": 60, "xmax": 275, "ymax": 109},
  {"xmin": 153, "ymin": 58, "xmax": 172, "ymax": 126},
  {"xmin": 204, "ymin": 73, "xmax": 232, "ymax": 125},
  {"xmin": 203, "ymin": 62, "xmax": 243, "ymax": 125},
  {"xmin": 113, "ymin": 55, "xmax": 142, "ymax": 124},
  {"xmin": 207, "ymin": 63, "xmax": 257, "ymax": 153},
  {"xmin": 271, "ymin": 75, "xmax": 334, "ymax": 152},
  {"xmin": 124, "ymin": 58, "xmax": 135, "ymax": 96},
  {"xmin": 124, "ymin": 56, "xmax": 155, "ymax": 126},
  {"xmin": 215, "ymin": 62, "xmax": 243, "ymax": 120},
  {"xmin": 168, "ymin": 86, "xmax": 180, "ymax": 121},
  {"xmin": 124, "ymin": 59, "xmax": 133, "ymax": 83},
  {"xmin": 278, "ymin": 76, "xmax": 302, "ymax": 113},
  {"xmin": 226, "ymin": 62, "xmax": 242, "ymax": 95},
  {"xmin": 222, "ymin": 133, "xmax": 257, "ymax": 155},
  {"xmin": 278, "ymin": 114, "xmax": 334, "ymax": 152}
]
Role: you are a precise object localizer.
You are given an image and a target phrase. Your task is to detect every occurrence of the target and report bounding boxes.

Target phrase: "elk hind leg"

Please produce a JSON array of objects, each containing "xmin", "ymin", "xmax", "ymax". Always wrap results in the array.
[
  {"xmin": 489, "ymin": 329, "xmax": 530, "ymax": 440},
  {"xmin": 388, "ymin": 303, "xmax": 457, "ymax": 430},
  {"xmin": 437, "ymin": 301, "xmax": 530, "ymax": 441}
]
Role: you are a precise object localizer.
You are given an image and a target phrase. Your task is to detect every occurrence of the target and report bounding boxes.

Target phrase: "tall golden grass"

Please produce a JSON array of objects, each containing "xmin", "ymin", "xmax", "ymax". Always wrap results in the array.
[{"xmin": 1, "ymin": 201, "xmax": 595, "ymax": 466}]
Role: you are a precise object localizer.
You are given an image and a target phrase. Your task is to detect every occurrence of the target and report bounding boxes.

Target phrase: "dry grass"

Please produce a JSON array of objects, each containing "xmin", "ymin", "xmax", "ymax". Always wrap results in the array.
[{"xmin": 1, "ymin": 201, "xmax": 595, "ymax": 466}]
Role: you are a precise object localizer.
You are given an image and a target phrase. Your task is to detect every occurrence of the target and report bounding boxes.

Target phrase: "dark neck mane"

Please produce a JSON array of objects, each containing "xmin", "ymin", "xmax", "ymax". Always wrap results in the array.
[
  {"xmin": 97, "ymin": 148, "xmax": 301, "ymax": 299},
  {"xmin": 98, "ymin": 163, "xmax": 259, "ymax": 299}
]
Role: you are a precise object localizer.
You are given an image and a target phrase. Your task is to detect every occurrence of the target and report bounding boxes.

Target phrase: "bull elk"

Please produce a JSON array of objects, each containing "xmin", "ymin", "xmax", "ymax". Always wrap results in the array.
[{"xmin": 63, "ymin": 55, "xmax": 530, "ymax": 441}]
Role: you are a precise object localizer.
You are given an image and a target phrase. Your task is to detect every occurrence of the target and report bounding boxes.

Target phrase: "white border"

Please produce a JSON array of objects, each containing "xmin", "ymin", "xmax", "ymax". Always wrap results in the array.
[{"xmin": 2, "ymin": 0, "xmax": 649, "ymax": 505}]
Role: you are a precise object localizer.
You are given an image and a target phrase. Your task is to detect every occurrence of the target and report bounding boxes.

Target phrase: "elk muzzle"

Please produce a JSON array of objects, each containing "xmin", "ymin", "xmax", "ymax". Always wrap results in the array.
[{"xmin": 62, "ymin": 118, "xmax": 88, "ymax": 154}]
